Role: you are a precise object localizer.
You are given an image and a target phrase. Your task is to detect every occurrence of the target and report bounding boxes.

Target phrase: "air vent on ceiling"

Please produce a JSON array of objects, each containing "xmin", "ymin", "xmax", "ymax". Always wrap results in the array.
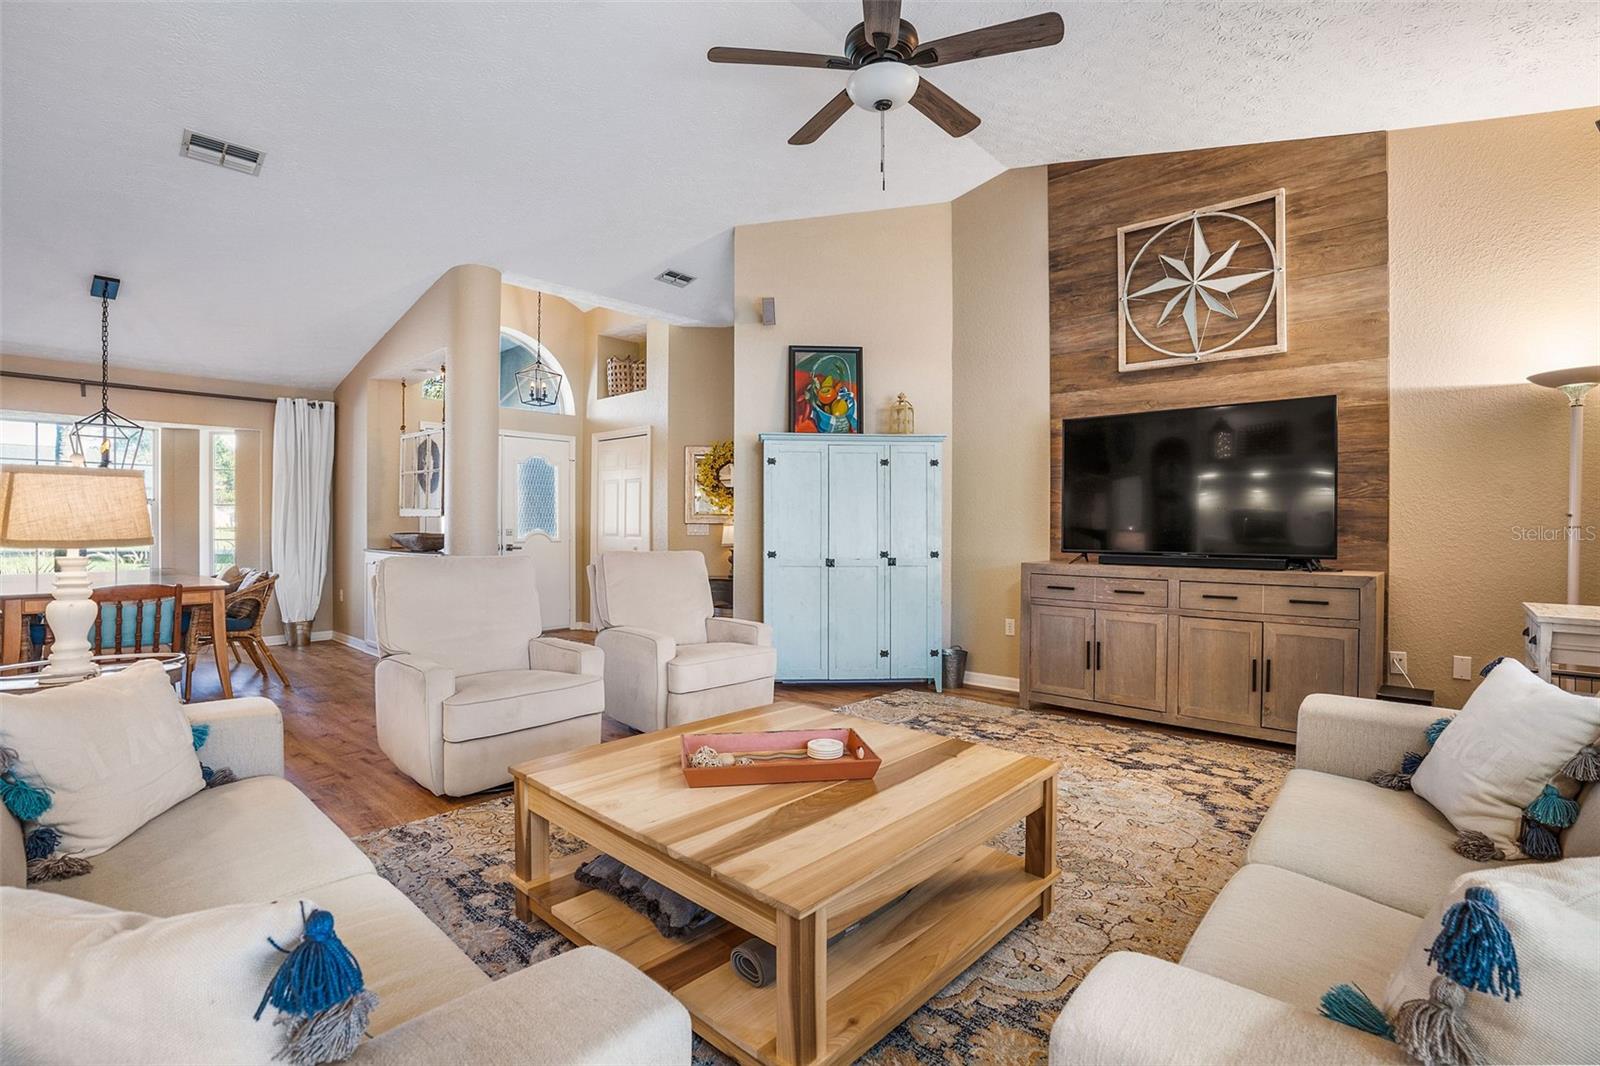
[
  {"xmin": 654, "ymin": 269, "xmax": 696, "ymax": 288},
  {"xmin": 181, "ymin": 129, "xmax": 265, "ymax": 176}
]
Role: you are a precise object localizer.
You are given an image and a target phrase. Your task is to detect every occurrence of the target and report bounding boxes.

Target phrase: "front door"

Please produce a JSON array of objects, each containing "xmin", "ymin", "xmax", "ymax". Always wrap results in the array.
[{"xmin": 499, "ymin": 433, "xmax": 576, "ymax": 629}]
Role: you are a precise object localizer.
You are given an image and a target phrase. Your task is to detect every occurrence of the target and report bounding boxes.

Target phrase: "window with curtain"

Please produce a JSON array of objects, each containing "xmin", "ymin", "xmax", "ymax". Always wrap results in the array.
[
  {"xmin": 0, "ymin": 416, "xmax": 158, "ymax": 577},
  {"xmin": 207, "ymin": 431, "xmax": 237, "ymax": 572}
]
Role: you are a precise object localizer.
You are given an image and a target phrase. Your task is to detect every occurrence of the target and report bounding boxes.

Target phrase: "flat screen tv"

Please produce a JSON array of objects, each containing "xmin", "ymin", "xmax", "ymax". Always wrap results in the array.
[{"xmin": 1061, "ymin": 395, "xmax": 1338, "ymax": 562}]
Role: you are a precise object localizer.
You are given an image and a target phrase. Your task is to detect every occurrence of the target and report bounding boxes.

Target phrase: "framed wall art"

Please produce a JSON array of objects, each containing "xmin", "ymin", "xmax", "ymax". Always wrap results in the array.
[
  {"xmin": 788, "ymin": 346, "xmax": 862, "ymax": 434},
  {"xmin": 1118, "ymin": 188, "xmax": 1287, "ymax": 372}
]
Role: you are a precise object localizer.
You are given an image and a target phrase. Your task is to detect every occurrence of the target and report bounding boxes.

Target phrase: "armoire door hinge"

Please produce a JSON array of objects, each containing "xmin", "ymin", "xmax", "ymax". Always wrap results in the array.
[
  {"xmin": 766, "ymin": 457, "xmax": 776, "ymax": 465},
  {"xmin": 766, "ymin": 550, "xmax": 777, "ymax": 558},
  {"xmin": 879, "ymin": 458, "xmax": 889, "ymax": 466},
  {"xmin": 929, "ymin": 458, "xmax": 940, "ymax": 466},
  {"xmin": 929, "ymin": 649, "xmax": 939, "ymax": 657},
  {"xmin": 879, "ymin": 550, "xmax": 889, "ymax": 558},
  {"xmin": 929, "ymin": 550, "xmax": 940, "ymax": 558}
]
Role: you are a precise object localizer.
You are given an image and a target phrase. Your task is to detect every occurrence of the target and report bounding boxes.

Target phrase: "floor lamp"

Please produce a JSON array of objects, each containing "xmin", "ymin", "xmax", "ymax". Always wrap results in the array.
[
  {"xmin": 1528, "ymin": 365, "xmax": 1600, "ymax": 604},
  {"xmin": 0, "ymin": 464, "xmax": 154, "ymax": 681}
]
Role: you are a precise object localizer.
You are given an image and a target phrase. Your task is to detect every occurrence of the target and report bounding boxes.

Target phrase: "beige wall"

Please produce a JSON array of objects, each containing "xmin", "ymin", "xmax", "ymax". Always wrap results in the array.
[
  {"xmin": 666, "ymin": 326, "xmax": 734, "ymax": 579},
  {"xmin": 731, "ymin": 203, "xmax": 955, "ymax": 637},
  {"xmin": 1388, "ymin": 107, "xmax": 1600, "ymax": 706},
  {"xmin": 951, "ymin": 168, "xmax": 1052, "ymax": 682},
  {"xmin": 0, "ymin": 353, "xmax": 333, "ymax": 637}
]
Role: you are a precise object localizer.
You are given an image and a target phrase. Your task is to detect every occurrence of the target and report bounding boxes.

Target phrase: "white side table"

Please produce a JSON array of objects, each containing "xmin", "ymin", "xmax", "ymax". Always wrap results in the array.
[{"xmin": 1522, "ymin": 602, "xmax": 1600, "ymax": 684}]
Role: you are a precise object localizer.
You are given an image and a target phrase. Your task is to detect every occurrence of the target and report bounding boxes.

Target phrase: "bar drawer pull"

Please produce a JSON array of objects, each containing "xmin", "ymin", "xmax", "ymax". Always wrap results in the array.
[
  {"xmin": 1201, "ymin": 593, "xmax": 1238, "ymax": 601},
  {"xmin": 1111, "ymin": 588, "xmax": 1146, "ymax": 595},
  {"xmin": 1046, "ymin": 584, "xmax": 1076, "ymax": 591},
  {"xmin": 1288, "ymin": 598, "xmax": 1330, "ymax": 606}
]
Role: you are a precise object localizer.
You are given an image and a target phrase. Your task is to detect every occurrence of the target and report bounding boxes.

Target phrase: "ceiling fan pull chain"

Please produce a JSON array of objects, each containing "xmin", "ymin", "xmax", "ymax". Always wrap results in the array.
[{"xmin": 880, "ymin": 107, "xmax": 887, "ymax": 191}]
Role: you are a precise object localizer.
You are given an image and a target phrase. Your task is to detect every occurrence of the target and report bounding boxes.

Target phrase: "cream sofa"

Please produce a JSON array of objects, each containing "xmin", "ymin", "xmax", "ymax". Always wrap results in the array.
[
  {"xmin": 589, "ymin": 551, "xmax": 776, "ymax": 733},
  {"xmin": 0, "ymin": 696, "xmax": 691, "ymax": 1064},
  {"xmin": 372, "ymin": 553, "xmax": 605, "ymax": 796},
  {"xmin": 1050, "ymin": 693, "xmax": 1600, "ymax": 1065}
]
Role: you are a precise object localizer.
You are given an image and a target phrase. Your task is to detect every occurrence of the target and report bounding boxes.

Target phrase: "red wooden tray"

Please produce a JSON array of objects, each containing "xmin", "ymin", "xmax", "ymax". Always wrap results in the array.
[{"xmin": 679, "ymin": 728, "xmax": 881, "ymax": 788}]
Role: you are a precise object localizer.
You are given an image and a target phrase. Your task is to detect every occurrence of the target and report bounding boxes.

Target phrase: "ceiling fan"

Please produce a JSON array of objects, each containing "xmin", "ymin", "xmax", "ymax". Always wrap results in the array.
[{"xmin": 708, "ymin": 1, "xmax": 1065, "ymax": 145}]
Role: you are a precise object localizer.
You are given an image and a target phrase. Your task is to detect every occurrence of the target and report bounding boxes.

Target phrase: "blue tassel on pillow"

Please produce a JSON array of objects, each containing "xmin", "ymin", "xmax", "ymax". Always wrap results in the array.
[
  {"xmin": 1400, "ymin": 751, "xmax": 1425, "ymax": 775},
  {"xmin": 1425, "ymin": 717, "xmax": 1452, "ymax": 747},
  {"xmin": 191, "ymin": 723, "xmax": 210, "ymax": 751},
  {"xmin": 1520, "ymin": 820, "xmax": 1561, "ymax": 861},
  {"xmin": 1427, "ymin": 886, "xmax": 1520, "ymax": 1001},
  {"xmin": 256, "ymin": 905, "xmax": 378, "ymax": 1066},
  {"xmin": 1320, "ymin": 983, "xmax": 1395, "ymax": 1039},
  {"xmin": 1525, "ymin": 784, "xmax": 1579, "ymax": 829},
  {"xmin": 24, "ymin": 825, "xmax": 60, "ymax": 861},
  {"xmin": 1, "ymin": 774, "xmax": 51, "ymax": 823},
  {"xmin": 1478, "ymin": 656, "xmax": 1505, "ymax": 678}
]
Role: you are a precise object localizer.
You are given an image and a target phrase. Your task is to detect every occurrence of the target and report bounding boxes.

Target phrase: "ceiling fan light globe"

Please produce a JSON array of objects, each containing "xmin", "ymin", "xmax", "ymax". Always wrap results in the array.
[{"xmin": 846, "ymin": 61, "xmax": 919, "ymax": 112}]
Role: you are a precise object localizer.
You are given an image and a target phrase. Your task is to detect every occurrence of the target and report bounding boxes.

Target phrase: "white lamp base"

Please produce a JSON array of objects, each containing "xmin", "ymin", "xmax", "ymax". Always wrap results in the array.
[{"xmin": 41, "ymin": 554, "xmax": 100, "ymax": 683}]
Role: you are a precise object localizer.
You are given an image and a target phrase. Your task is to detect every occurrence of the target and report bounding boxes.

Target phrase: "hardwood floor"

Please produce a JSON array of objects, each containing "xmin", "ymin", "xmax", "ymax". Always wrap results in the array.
[{"xmin": 188, "ymin": 635, "xmax": 1283, "ymax": 837}]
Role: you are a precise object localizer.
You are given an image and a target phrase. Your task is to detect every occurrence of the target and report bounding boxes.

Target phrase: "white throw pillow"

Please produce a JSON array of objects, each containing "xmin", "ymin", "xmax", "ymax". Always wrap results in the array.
[
  {"xmin": 0, "ymin": 887, "xmax": 312, "ymax": 1065},
  {"xmin": 1411, "ymin": 658, "xmax": 1600, "ymax": 858},
  {"xmin": 1381, "ymin": 859, "xmax": 1600, "ymax": 1066},
  {"xmin": 0, "ymin": 659, "xmax": 203, "ymax": 856}
]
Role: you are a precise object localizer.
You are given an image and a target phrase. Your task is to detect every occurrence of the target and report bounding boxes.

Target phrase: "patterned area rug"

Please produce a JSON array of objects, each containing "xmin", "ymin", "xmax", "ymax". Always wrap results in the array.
[{"xmin": 354, "ymin": 692, "xmax": 1291, "ymax": 1064}]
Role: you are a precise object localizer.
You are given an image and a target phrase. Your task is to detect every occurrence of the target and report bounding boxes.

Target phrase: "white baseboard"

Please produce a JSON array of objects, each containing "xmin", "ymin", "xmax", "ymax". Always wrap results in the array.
[
  {"xmin": 962, "ymin": 670, "xmax": 1019, "ymax": 693},
  {"xmin": 331, "ymin": 631, "xmax": 378, "ymax": 656},
  {"xmin": 263, "ymin": 629, "xmax": 335, "ymax": 647}
]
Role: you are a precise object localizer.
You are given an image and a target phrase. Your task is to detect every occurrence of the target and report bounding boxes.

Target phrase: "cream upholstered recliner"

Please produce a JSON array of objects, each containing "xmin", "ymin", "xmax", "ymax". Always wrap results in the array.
[
  {"xmin": 589, "ymin": 551, "xmax": 775, "ymax": 734},
  {"xmin": 372, "ymin": 554, "xmax": 604, "ymax": 796}
]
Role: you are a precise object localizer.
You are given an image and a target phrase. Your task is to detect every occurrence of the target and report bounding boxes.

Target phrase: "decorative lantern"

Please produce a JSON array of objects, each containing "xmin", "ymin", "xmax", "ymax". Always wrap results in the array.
[
  {"xmin": 69, "ymin": 275, "xmax": 146, "ymax": 468},
  {"xmin": 889, "ymin": 393, "xmax": 915, "ymax": 434},
  {"xmin": 515, "ymin": 291, "xmax": 563, "ymax": 408}
]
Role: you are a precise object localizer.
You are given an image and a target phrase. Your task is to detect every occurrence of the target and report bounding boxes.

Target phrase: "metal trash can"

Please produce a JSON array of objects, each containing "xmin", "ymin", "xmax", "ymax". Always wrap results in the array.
[
  {"xmin": 287, "ymin": 620, "xmax": 312, "ymax": 647},
  {"xmin": 942, "ymin": 646, "xmax": 968, "ymax": 689}
]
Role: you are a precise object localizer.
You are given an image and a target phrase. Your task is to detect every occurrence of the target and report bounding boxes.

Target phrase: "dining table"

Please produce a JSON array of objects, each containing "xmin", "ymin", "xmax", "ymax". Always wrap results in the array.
[{"xmin": 0, "ymin": 569, "xmax": 233, "ymax": 698}]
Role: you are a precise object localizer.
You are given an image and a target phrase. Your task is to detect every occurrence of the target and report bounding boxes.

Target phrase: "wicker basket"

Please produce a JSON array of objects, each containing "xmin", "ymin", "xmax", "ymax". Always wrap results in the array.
[
  {"xmin": 631, "ymin": 359, "xmax": 647, "ymax": 392},
  {"xmin": 606, "ymin": 357, "xmax": 633, "ymax": 396}
]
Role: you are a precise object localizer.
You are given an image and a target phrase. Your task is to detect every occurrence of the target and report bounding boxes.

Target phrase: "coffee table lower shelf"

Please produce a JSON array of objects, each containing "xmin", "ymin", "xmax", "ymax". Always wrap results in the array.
[{"xmin": 511, "ymin": 844, "xmax": 1052, "ymax": 1066}]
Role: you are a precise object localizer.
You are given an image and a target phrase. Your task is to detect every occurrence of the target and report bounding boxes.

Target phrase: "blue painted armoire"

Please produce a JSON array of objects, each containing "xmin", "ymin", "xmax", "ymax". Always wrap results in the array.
[{"xmin": 760, "ymin": 433, "xmax": 944, "ymax": 688}]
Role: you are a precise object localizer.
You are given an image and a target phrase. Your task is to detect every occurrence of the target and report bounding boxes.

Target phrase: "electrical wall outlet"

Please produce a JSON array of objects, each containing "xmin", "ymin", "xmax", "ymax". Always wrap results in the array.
[
  {"xmin": 1004, "ymin": 618, "xmax": 1016, "ymax": 637},
  {"xmin": 1389, "ymin": 650, "xmax": 1407, "ymax": 675},
  {"xmin": 1453, "ymin": 655, "xmax": 1473, "ymax": 680}
]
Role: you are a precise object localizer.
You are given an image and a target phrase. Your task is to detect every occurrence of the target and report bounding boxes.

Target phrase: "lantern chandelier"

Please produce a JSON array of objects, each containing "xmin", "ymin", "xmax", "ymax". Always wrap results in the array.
[
  {"xmin": 69, "ymin": 275, "xmax": 146, "ymax": 468},
  {"xmin": 515, "ymin": 291, "xmax": 563, "ymax": 408}
]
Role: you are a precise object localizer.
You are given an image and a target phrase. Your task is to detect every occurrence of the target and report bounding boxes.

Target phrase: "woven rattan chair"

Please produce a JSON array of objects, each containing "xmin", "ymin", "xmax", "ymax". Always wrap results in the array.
[{"xmin": 183, "ymin": 571, "xmax": 291, "ymax": 700}]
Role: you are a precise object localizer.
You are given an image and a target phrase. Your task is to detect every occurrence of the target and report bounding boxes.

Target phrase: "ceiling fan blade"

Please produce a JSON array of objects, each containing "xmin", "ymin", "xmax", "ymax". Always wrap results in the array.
[
  {"xmin": 708, "ymin": 46, "xmax": 852, "ymax": 69},
  {"xmin": 909, "ymin": 79, "xmax": 981, "ymax": 137},
  {"xmin": 909, "ymin": 12, "xmax": 1065, "ymax": 67},
  {"xmin": 863, "ymin": 0, "xmax": 902, "ymax": 51},
  {"xmin": 789, "ymin": 91, "xmax": 853, "ymax": 145}
]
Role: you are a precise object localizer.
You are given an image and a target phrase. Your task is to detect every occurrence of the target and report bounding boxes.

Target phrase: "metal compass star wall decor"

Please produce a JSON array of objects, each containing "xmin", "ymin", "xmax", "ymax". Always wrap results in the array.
[{"xmin": 1117, "ymin": 189, "xmax": 1287, "ymax": 372}]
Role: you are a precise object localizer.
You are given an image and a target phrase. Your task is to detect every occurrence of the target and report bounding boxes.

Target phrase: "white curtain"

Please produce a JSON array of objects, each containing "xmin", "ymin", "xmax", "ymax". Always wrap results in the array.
[{"xmin": 271, "ymin": 398, "xmax": 336, "ymax": 624}]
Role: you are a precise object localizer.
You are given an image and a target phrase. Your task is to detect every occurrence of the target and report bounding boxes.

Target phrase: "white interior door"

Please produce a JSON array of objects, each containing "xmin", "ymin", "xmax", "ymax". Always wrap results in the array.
[
  {"xmin": 595, "ymin": 430, "xmax": 649, "ymax": 555},
  {"xmin": 500, "ymin": 433, "xmax": 575, "ymax": 629}
]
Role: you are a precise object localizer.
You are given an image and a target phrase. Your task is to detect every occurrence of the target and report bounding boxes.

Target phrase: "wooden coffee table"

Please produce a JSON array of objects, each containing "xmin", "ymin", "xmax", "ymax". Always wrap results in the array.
[{"xmin": 510, "ymin": 701, "xmax": 1059, "ymax": 1066}]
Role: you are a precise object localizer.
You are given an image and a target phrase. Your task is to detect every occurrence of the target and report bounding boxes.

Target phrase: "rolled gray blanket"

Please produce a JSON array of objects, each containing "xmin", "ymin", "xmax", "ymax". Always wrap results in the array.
[
  {"xmin": 730, "ymin": 938, "xmax": 777, "ymax": 987},
  {"xmin": 573, "ymin": 853, "xmax": 717, "ymax": 939}
]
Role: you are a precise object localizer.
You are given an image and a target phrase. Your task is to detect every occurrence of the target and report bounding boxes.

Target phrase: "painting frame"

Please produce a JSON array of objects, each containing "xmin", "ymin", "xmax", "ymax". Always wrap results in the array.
[
  {"xmin": 787, "ymin": 345, "xmax": 864, "ymax": 434},
  {"xmin": 685, "ymin": 443, "xmax": 734, "ymax": 524}
]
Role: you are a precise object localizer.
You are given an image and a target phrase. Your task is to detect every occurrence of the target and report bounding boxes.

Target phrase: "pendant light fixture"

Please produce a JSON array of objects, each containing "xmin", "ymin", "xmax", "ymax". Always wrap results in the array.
[
  {"xmin": 69, "ymin": 275, "xmax": 146, "ymax": 468},
  {"xmin": 515, "ymin": 292, "xmax": 563, "ymax": 408}
]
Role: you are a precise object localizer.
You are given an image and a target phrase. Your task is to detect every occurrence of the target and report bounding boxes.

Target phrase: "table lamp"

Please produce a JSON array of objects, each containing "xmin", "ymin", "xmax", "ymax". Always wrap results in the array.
[
  {"xmin": 721, "ymin": 522, "xmax": 735, "ymax": 568},
  {"xmin": 1527, "ymin": 365, "xmax": 1599, "ymax": 604},
  {"xmin": 0, "ymin": 464, "xmax": 153, "ymax": 681}
]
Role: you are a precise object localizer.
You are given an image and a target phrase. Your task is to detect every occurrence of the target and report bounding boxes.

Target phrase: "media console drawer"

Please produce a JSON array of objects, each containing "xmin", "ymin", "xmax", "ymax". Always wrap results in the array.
[
  {"xmin": 1093, "ymin": 577, "xmax": 1168, "ymax": 607},
  {"xmin": 1178, "ymin": 581, "xmax": 1264, "ymax": 613},
  {"xmin": 1262, "ymin": 585, "xmax": 1360, "ymax": 620},
  {"xmin": 1029, "ymin": 574, "xmax": 1093, "ymax": 603}
]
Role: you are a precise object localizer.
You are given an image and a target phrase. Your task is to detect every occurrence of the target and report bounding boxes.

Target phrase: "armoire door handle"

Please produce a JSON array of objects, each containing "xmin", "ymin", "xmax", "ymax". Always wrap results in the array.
[
  {"xmin": 825, "ymin": 558, "xmax": 835, "ymax": 567},
  {"xmin": 887, "ymin": 557, "xmax": 897, "ymax": 566}
]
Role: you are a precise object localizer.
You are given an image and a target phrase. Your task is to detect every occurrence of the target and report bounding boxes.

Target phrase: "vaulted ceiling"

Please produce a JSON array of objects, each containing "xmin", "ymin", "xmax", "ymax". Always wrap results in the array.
[{"xmin": 3, "ymin": 2, "xmax": 1593, "ymax": 388}]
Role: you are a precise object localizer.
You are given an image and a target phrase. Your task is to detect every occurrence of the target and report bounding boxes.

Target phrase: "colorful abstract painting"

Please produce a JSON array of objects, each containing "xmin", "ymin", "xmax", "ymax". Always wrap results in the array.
[{"xmin": 788, "ymin": 346, "xmax": 862, "ymax": 434}]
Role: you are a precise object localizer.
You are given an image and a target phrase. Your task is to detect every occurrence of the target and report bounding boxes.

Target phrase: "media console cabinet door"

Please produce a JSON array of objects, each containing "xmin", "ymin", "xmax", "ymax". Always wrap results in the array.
[
  {"xmin": 1094, "ymin": 610, "xmax": 1168, "ymax": 712},
  {"xmin": 1029, "ymin": 605, "xmax": 1095, "ymax": 700},
  {"xmin": 1262, "ymin": 622, "xmax": 1358, "ymax": 731},
  {"xmin": 1177, "ymin": 616, "xmax": 1263, "ymax": 727}
]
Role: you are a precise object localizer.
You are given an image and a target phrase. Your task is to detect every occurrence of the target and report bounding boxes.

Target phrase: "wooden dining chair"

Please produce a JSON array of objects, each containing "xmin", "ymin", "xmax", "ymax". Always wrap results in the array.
[
  {"xmin": 183, "ymin": 571, "xmax": 291, "ymax": 700},
  {"xmin": 32, "ymin": 583, "xmax": 185, "ymax": 657}
]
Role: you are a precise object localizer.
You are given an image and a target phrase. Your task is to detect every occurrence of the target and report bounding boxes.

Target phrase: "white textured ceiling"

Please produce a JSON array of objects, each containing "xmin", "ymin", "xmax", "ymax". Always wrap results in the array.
[{"xmin": 2, "ymin": 2, "xmax": 1594, "ymax": 389}]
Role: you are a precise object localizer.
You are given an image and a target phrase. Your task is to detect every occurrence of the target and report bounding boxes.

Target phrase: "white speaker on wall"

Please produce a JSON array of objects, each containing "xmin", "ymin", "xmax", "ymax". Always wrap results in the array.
[{"xmin": 760, "ymin": 297, "xmax": 776, "ymax": 326}]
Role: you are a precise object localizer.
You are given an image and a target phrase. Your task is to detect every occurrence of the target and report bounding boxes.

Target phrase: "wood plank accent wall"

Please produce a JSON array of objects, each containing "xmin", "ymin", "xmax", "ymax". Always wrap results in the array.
[{"xmin": 1048, "ymin": 132, "xmax": 1390, "ymax": 572}]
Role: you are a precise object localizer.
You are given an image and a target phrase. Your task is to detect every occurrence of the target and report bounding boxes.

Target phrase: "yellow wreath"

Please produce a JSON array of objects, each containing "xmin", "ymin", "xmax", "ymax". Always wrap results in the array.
[{"xmin": 695, "ymin": 440, "xmax": 735, "ymax": 514}]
